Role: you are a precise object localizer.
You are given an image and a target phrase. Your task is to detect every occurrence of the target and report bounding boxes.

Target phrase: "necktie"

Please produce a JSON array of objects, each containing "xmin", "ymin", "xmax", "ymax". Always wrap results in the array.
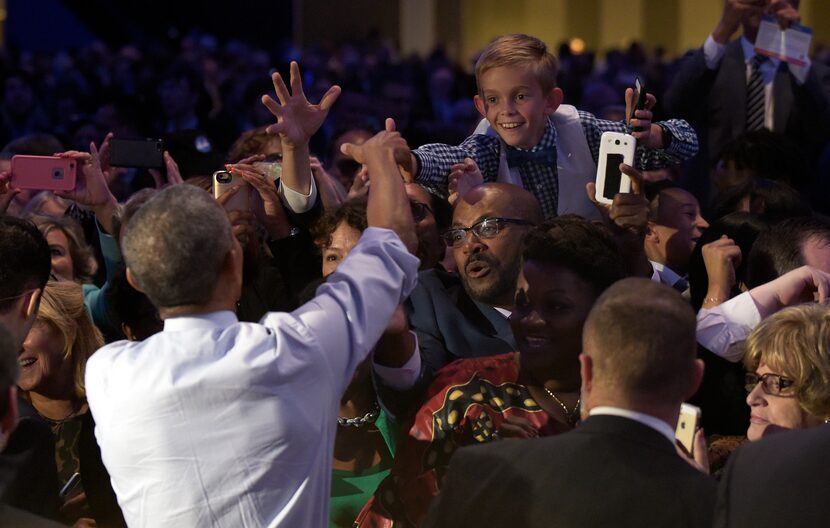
[
  {"xmin": 506, "ymin": 147, "xmax": 556, "ymax": 168},
  {"xmin": 673, "ymin": 277, "xmax": 689, "ymax": 294},
  {"xmin": 746, "ymin": 55, "xmax": 768, "ymax": 132}
]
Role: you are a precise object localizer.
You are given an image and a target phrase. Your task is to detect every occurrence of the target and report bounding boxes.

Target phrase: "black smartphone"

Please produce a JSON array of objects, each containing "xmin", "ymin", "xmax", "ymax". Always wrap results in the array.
[
  {"xmin": 109, "ymin": 138, "xmax": 165, "ymax": 169},
  {"xmin": 630, "ymin": 77, "xmax": 647, "ymax": 132}
]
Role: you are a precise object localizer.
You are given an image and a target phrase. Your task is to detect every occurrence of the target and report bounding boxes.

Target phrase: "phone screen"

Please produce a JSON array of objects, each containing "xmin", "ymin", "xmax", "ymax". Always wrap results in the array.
[{"xmin": 602, "ymin": 153, "xmax": 624, "ymax": 200}]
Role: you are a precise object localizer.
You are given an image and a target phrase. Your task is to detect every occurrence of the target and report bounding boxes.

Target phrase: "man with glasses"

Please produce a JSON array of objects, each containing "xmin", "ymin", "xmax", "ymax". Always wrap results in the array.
[{"xmin": 378, "ymin": 182, "xmax": 543, "ymax": 417}]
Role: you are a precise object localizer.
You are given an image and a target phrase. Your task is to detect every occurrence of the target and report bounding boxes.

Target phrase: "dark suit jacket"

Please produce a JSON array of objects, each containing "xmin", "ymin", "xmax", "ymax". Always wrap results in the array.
[
  {"xmin": 376, "ymin": 269, "xmax": 516, "ymax": 419},
  {"xmin": 424, "ymin": 415, "xmax": 716, "ymax": 528},
  {"xmin": 664, "ymin": 39, "xmax": 830, "ymax": 201},
  {"xmin": 714, "ymin": 424, "xmax": 830, "ymax": 527}
]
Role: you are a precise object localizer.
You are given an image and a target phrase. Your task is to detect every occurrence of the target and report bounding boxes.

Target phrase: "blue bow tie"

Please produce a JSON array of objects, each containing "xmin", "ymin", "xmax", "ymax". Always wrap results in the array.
[{"xmin": 506, "ymin": 147, "xmax": 557, "ymax": 168}]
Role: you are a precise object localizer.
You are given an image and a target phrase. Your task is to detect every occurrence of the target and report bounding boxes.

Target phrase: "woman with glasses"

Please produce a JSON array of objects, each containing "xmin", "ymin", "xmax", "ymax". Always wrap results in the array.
[{"xmin": 708, "ymin": 303, "xmax": 830, "ymax": 476}]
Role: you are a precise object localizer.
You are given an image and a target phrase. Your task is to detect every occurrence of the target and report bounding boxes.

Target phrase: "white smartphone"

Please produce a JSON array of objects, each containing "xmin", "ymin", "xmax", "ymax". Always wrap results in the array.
[
  {"xmin": 594, "ymin": 131, "xmax": 636, "ymax": 205},
  {"xmin": 213, "ymin": 170, "xmax": 250, "ymax": 212},
  {"xmin": 675, "ymin": 403, "xmax": 701, "ymax": 455}
]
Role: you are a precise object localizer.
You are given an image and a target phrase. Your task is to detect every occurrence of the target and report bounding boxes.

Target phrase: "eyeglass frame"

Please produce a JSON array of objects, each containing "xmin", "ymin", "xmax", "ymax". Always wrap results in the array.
[
  {"xmin": 745, "ymin": 372, "xmax": 796, "ymax": 396},
  {"xmin": 441, "ymin": 217, "xmax": 535, "ymax": 247}
]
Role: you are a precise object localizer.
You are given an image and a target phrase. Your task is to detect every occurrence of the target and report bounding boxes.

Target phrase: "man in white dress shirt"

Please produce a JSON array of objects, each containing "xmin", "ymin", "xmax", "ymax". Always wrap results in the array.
[{"xmin": 85, "ymin": 111, "xmax": 420, "ymax": 528}]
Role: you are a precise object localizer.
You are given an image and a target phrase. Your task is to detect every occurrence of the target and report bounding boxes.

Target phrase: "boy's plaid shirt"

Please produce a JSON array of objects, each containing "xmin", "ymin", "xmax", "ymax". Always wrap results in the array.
[{"xmin": 414, "ymin": 112, "xmax": 698, "ymax": 220}]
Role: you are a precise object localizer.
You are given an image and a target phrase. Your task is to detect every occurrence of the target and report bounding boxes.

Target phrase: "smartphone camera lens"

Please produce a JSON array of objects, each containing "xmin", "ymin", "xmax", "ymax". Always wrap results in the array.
[
  {"xmin": 217, "ymin": 172, "xmax": 231, "ymax": 184},
  {"xmin": 615, "ymin": 139, "xmax": 621, "ymax": 145},
  {"xmin": 52, "ymin": 168, "xmax": 64, "ymax": 181}
]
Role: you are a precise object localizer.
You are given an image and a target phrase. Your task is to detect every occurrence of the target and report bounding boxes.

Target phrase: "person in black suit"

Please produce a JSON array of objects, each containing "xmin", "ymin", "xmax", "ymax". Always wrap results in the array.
[
  {"xmin": 664, "ymin": 0, "xmax": 830, "ymax": 206},
  {"xmin": 425, "ymin": 278, "xmax": 716, "ymax": 528},
  {"xmin": 714, "ymin": 424, "xmax": 830, "ymax": 527}
]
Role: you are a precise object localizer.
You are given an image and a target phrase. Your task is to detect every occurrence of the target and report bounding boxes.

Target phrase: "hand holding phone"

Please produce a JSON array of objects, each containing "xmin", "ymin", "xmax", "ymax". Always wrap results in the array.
[
  {"xmin": 213, "ymin": 170, "xmax": 250, "ymax": 212},
  {"xmin": 629, "ymin": 77, "xmax": 648, "ymax": 132},
  {"xmin": 675, "ymin": 403, "xmax": 702, "ymax": 455}
]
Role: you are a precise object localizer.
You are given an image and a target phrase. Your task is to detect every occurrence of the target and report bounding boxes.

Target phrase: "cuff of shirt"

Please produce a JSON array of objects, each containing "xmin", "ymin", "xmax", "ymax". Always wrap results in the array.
[
  {"xmin": 412, "ymin": 150, "xmax": 437, "ymax": 183},
  {"xmin": 696, "ymin": 291, "xmax": 761, "ymax": 361},
  {"xmin": 788, "ymin": 58, "xmax": 811, "ymax": 85},
  {"xmin": 372, "ymin": 331, "xmax": 422, "ymax": 390},
  {"xmin": 649, "ymin": 265, "xmax": 660, "ymax": 283},
  {"xmin": 279, "ymin": 174, "xmax": 318, "ymax": 214},
  {"xmin": 656, "ymin": 119, "xmax": 697, "ymax": 157},
  {"xmin": 703, "ymin": 34, "xmax": 727, "ymax": 70}
]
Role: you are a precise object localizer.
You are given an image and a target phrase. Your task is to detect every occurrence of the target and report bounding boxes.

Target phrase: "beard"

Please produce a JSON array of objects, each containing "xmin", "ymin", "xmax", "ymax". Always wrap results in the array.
[{"xmin": 461, "ymin": 252, "xmax": 522, "ymax": 306}]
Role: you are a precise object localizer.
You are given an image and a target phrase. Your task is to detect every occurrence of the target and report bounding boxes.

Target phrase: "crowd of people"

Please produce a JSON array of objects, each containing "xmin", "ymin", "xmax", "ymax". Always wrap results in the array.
[{"xmin": 1, "ymin": 0, "xmax": 830, "ymax": 526}]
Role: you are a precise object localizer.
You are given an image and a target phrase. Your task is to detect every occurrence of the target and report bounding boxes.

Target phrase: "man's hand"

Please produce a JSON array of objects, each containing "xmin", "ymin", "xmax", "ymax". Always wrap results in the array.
[
  {"xmin": 702, "ymin": 236, "xmax": 742, "ymax": 308},
  {"xmin": 261, "ymin": 61, "xmax": 341, "ymax": 150},
  {"xmin": 586, "ymin": 164, "xmax": 652, "ymax": 277},
  {"xmin": 55, "ymin": 143, "xmax": 119, "ymax": 234},
  {"xmin": 148, "ymin": 151, "xmax": 184, "ymax": 188},
  {"xmin": 448, "ymin": 157, "xmax": 483, "ymax": 206},
  {"xmin": 713, "ymin": 0, "xmax": 768, "ymax": 44},
  {"xmin": 769, "ymin": 0, "xmax": 800, "ymax": 30},
  {"xmin": 587, "ymin": 164, "xmax": 649, "ymax": 235}
]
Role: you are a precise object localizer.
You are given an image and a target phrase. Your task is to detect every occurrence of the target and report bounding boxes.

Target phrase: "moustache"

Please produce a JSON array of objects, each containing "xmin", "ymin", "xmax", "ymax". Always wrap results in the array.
[{"xmin": 465, "ymin": 253, "xmax": 498, "ymax": 273}]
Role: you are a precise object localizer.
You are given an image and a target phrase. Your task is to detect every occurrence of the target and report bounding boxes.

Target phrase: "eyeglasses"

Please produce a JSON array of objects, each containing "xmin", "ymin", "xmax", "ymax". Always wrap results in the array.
[
  {"xmin": 409, "ymin": 201, "xmax": 433, "ymax": 223},
  {"xmin": 441, "ymin": 217, "xmax": 535, "ymax": 247},
  {"xmin": 745, "ymin": 372, "xmax": 795, "ymax": 396}
]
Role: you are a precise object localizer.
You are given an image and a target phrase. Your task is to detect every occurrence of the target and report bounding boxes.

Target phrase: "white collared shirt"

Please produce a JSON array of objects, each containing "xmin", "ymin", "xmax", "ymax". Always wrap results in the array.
[
  {"xmin": 589, "ymin": 406, "xmax": 676, "ymax": 445},
  {"xmin": 85, "ymin": 228, "xmax": 419, "ymax": 528}
]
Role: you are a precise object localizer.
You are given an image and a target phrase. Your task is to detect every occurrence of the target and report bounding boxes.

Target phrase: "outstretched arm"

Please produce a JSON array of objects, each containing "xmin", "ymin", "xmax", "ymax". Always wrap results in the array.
[{"xmin": 261, "ymin": 61, "xmax": 340, "ymax": 206}]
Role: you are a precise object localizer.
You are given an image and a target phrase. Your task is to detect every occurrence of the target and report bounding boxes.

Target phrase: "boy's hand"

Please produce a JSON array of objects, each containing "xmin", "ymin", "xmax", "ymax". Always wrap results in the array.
[
  {"xmin": 262, "ymin": 61, "xmax": 341, "ymax": 150},
  {"xmin": 448, "ymin": 157, "xmax": 483, "ymax": 205},
  {"xmin": 625, "ymin": 88, "xmax": 660, "ymax": 149}
]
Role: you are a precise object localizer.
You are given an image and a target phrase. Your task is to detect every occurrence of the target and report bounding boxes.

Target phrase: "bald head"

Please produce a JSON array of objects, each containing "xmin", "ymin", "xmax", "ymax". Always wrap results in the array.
[
  {"xmin": 451, "ymin": 183, "xmax": 542, "ymax": 308},
  {"xmin": 583, "ymin": 278, "xmax": 698, "ymax": 405},
  {"xmin": 455, "ymin": 183, "xmax": 543, "ymax": 225}
]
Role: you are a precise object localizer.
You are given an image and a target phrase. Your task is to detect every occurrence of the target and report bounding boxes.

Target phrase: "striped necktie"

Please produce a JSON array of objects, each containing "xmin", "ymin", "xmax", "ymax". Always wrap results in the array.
[{"xmin": 746, "ymin": 55, "xmax": 768, "ymax": 131}]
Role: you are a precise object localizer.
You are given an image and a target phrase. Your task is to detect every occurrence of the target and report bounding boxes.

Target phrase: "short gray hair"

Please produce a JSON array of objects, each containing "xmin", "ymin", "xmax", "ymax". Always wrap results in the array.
[{"xmin": 122, "ymin": 185, "xmax": 233, "ymax": 309}]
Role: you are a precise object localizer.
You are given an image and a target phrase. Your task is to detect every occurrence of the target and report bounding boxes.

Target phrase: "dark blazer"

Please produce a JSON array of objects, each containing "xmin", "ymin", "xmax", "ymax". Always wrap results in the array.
[
  {"xmin": 376, "ymin": 269, "xmax": 516, "ymax": 418},
  {"xmin": 714, "ymin": 424, "xmax": 830, "ymax": 527},
  {"xmin": 424, "ymin": 415, "xmax": 717, "ymax": 528},
  {"xmin": 664, "ymin": 39, "xmax": 830, "ymax": 201}
]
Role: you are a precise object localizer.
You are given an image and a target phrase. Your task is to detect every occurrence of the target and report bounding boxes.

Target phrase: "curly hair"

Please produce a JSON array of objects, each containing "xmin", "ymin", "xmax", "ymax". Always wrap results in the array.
[
  {"xmin": 310, "ymin": 197, "xmax": 368, "ymax": 250},
  {"xmin": 521, "ymin": 215, "xmax": 626, "ymax": 296},
  {"xmin": 744, "ymin": 304, "xmax": 830, "ymax": 420}
]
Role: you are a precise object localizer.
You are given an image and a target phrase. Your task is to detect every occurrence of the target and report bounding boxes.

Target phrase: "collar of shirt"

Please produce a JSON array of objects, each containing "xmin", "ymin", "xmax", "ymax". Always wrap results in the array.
[
  {"xmin": 649, "ymin": 260, "xmax": 686, "ymax": 287},
  {"xmin": 163, "ymin": 310, "xmax": 239, "ymax": 332},
  {"xmin": 493, "ymin": 307, "xmax": 512, "ymax": 318},
  {"xmin": 589, "ymin": 406, "xmax": 676, "ymax": 445}
]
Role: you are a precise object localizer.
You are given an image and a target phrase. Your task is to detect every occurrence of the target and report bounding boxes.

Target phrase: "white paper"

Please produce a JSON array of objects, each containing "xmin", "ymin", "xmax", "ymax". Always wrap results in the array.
[{"xmin": 754, "ymin": 16, "xmax": 812, "ymax": 67}]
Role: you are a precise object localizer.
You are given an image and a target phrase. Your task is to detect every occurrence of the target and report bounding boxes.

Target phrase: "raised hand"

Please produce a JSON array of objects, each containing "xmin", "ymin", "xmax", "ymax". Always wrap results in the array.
[
  {"xmin": 341, "ymin": 118, "xmax": 410, "ymax": 166},
  {"xmin": 55, "ymin": 143, "xmax": 119, "ymax": 234},
  {"xmin": 624, "ymin": 88, "xmax": 660, "ymax": 148},
  {"xmin": 701, "ymin": 235, "xmax": 742, "ymax": 308},
  {"xmin": 261, "ymin": 61, "xmax": 341, "ymax": 149},
  {"xmin": 148, "ymin": 151, "xmax": 184, "ymax": 188},
  {"xmin": 713, "ymin": 0, "xmax": 768, "ymax": 44},
  {"xmin": 448, "ymin": 157, "xmax": 483, "ymax": 206},
  {"xmin": 749, "ymin": 265, "xmax": 830, "ymax": 319},
  {"xmin": 231, "ymin": 166, "xmax": 291, "ymax": 240},
  {"xmin": 587, "ymin": 164, "xmax": 649, "ymax": 235}
]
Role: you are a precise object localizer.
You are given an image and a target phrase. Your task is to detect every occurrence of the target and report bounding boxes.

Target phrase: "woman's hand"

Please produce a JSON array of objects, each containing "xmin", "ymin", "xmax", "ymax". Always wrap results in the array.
[
  {"xmin": 496, "ymin": 415, "xmax": 539, "ymax": 440},
  {"xmin": 701, "ymin": 236, "xmax": 742, "ymax": 308}
]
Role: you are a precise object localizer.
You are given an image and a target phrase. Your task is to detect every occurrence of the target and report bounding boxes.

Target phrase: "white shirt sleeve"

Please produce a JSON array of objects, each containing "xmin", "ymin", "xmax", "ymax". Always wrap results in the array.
[
  {"xmin": 703, "ymin": 34, "xmax": 728, "ymax": 70},
  {"xmin": 372, "ymin": 331, "xmax": 422, "ymax": 390},
  {"xmin": 696, "ymin": 291, "xmax": 762, "ymax": 362},
  {"xmin": 278, "ymin": 173, "xmax": 318, "ymax": 213}
]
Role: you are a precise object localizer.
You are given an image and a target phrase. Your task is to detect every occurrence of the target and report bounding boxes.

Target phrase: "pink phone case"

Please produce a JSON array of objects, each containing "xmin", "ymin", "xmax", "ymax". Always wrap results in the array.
[{"xmin": 11, "ymin": 155, "xmax": 77, "ymax": 191}]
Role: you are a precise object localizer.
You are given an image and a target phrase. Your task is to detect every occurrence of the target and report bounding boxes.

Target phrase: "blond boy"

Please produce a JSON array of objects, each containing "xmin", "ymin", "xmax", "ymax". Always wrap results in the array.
[{"xmin": 410, "ymin": 34, "xmax": 699, "ymax": 220}]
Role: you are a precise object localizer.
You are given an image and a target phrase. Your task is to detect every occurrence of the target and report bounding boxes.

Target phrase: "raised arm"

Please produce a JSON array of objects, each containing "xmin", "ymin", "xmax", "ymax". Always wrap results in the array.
[{"xmin": 261, "ymin": 61, "xmax": 340, "ymax": 210}]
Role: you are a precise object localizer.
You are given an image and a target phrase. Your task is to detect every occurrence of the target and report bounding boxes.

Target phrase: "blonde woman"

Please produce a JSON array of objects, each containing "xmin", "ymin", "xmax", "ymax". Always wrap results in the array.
[
  {"xmin": 17, "ymin": 280, "xmax": 124, "ymax": 526},
  {"xmin": 708, "ymin": 303, "xmax": 830, "ymax": 476}
]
